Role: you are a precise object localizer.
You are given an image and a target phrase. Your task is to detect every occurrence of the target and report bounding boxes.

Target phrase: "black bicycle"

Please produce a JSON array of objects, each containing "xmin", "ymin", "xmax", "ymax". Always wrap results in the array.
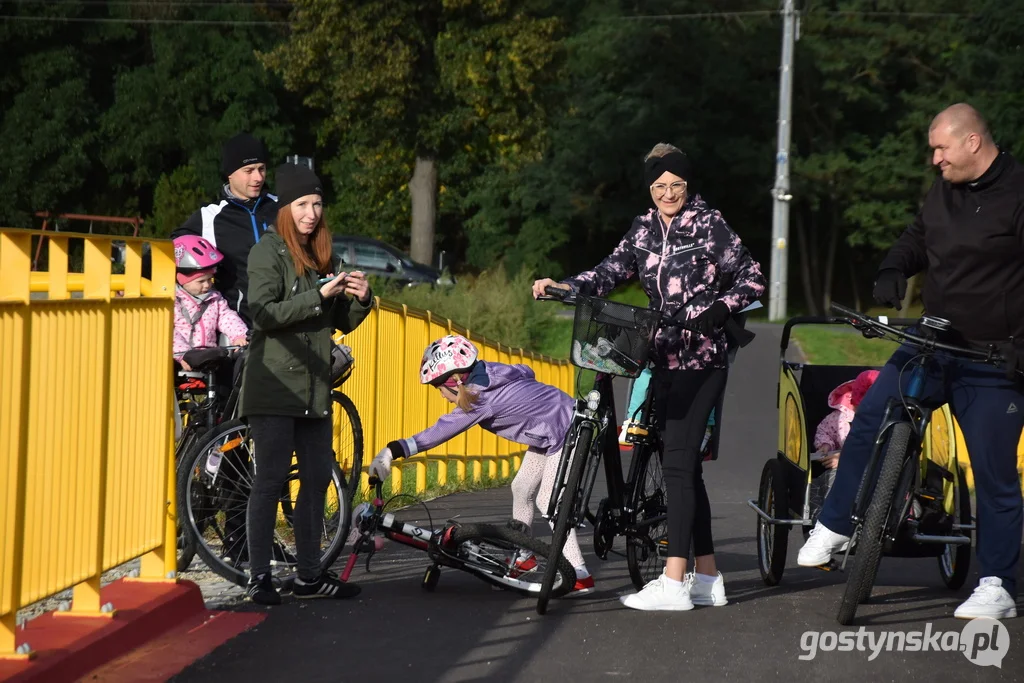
[
  {"xmin": 174, "ymin": 345, "xmax": 245, "ymax": 572},
  {"xmin": 175, "ymin": 346, "xmax": 364, "ymax": 585},
  {"xmin": 828, "ymin": 303, "xmax": 1009, "ymax": 625},
  {"xmin": 533, "ymin": 287, "xmax": 754, "ymax": 614}
]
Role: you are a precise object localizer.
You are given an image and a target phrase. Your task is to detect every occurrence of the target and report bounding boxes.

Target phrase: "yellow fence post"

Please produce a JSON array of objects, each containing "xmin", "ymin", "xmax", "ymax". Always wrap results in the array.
[
  {"xmin": 139, "ymin": 239, "xmax": 178, "ymax": 582},
  {"xmin": 0, "ymin": 232, "xmax": 33, "ymax": 659},
  {"xmin": 64, "ymin": 238, "xmax": 115, "ymax": 618}
]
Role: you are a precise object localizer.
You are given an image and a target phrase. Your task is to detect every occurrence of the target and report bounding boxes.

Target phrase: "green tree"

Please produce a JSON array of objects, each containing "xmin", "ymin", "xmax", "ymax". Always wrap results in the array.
[
  {"xmin": 263, "ymin": 0, "xmax": 567, "ymax": 265},
  {"xmin": 98, "ymin": 1, "xmax": 299, "ymax": 220},
  {"xmin": 789, "ymin": 0, "xmax": 972, "ymax": 313},
  {"xmin": 149, "ymin": 165, "xmax": 207, "ymax": 238}
]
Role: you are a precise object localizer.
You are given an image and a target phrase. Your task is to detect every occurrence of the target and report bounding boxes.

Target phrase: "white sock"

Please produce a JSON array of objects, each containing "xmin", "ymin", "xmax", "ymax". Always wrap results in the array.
[
  {"xmin": 697, "ymin": 572, "xmax": 719, "ymax": 584},
  {"xmin": 663, "ymin": 574, "xmax": 683, "ymax": 588},
  {"xmin": 574, "ymin": 565, "xmax": 590, "ymax": 579}
]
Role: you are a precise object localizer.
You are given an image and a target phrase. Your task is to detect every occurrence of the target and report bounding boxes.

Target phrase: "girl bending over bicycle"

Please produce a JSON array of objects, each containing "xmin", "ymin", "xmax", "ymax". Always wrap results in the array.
[{"xmin": 368, "ymin": 334, "xmax": 595, "ymax": 594}]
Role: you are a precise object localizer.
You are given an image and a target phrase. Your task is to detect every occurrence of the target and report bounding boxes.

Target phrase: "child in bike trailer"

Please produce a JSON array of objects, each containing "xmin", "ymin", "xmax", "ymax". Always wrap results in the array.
[
  {"xmin": 172, "ymin": 234, "xmax": 248, "ymax": 369},
  {"xmin": 368, "ymin": 334, "xmax": 595, "ymax": 594},
  {"xmin": 809, "ymin": 370, "xmax": 879, "ymax": 525}
]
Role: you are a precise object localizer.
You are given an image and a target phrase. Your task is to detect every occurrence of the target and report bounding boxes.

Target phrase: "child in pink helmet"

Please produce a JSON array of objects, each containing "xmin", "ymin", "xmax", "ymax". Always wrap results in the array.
[
  {"xmin": 368, "ymin": 334, "xmax": 595, "ymax": 594},
  {"xmin": 809, "ymin": 370, "xmax": 880, "ymax": 521},
  {"xmin": 172, "ymin": 235, "xmax": 249, "ymax": 370}
]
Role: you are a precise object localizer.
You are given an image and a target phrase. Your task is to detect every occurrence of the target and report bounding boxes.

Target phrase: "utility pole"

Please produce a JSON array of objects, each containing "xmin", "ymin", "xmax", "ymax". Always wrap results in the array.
[{"xmin": 768, "ymin": 0, "xmax": 797, "ymax": 321}]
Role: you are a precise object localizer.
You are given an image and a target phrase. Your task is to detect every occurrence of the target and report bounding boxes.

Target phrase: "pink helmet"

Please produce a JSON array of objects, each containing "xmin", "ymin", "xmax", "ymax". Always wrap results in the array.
[
  {"xmin": 173, "ymin": 235, "xmax": 224, "ymax": 272},
  {"xmin": 420, "ymin": 334, "xmax": 478, "ymax": 385}
]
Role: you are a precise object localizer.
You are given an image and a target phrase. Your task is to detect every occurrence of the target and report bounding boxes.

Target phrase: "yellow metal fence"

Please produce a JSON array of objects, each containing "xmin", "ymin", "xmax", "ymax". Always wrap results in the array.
[
  {"xmin": 338, "ymin": 299, "xmax": 574, "ymax": 493},
  {"xmin": 0, "ymin": 229, "xmax": 572, "ymax": 658},
  {"xmin": 1, "ymin": 229, "xmax": 178, "ymax": 659}
]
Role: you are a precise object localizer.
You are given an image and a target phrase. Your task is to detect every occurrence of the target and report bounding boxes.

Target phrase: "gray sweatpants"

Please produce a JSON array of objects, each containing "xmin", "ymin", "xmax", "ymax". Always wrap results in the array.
[{"xmin": 246, "ymin": 415, "xmax": 334, "ymax": 581}]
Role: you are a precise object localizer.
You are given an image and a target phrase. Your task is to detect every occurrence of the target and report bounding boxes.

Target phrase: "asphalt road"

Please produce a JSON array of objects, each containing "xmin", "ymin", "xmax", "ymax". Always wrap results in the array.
[{"xmin": 174, "ymin": 323, "xmax": 1022, "ymax": 683}]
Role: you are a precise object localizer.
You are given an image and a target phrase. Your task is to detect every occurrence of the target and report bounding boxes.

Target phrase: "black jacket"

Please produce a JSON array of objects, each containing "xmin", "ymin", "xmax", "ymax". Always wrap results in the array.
[
  {"xmin": 171, "ymin": 186, "xmax": 279, "ymax": 324},
  {"xmin": 879, "ymin": 151, "xmax": 1024, "ymax": 345}
]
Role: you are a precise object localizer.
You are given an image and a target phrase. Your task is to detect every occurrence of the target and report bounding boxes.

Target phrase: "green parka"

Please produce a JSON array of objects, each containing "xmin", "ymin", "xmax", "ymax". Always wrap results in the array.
[{"xmin": 239, "ymin": 231, "xmax": 371, "ymax": 418}]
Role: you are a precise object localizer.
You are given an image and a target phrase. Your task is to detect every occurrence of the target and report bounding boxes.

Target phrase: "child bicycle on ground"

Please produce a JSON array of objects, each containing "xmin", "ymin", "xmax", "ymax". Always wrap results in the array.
[{"xmin": 368, "ymin": 334, "xmax": 595, "ymax": 594}]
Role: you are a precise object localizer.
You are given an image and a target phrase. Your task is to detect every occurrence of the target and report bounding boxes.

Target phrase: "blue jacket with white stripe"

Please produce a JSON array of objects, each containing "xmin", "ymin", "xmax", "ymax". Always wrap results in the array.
[{"xmin": 172, "ymin": 185, "xmax": 278, "ymax": 324}]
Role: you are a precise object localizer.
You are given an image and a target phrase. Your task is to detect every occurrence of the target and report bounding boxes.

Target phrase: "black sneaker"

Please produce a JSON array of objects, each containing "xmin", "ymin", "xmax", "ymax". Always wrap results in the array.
[
  {"xmin": 293, "ymin": 572, "xmax": 361, "ymax": 600},
  {"xmin": 246, "ymin": 573, "xmax": 282, "ymax": 606}
]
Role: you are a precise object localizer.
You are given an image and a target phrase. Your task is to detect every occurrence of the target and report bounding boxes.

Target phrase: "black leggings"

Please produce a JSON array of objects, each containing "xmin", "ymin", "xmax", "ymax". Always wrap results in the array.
[
  {"xmin": 654, "ymin": 367, "xmax": 727, "ymax": 558},
  {"xmin": 247, "ymin": 415, "xmax": 334, "ymax": 581}
]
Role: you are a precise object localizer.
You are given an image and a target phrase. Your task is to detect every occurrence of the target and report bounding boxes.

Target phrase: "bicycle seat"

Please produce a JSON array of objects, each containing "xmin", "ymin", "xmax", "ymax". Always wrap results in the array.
[{"xmin": 182, "ymin": 347, "xmax": 229, "ymax": 372}]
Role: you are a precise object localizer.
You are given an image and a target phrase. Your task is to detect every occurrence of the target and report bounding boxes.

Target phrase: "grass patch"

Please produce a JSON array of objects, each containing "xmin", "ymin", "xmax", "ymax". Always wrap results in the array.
[
  {"xmin": 375, "ymin": 265, "xmax": 560, "ymax": 355},
  {"xmin": 788, "ymin": 303, "xmax": 927, "ymax": 366},
  {"xmin": 791, "ymin": 326, "xmax": 899, "ymax": 367}
]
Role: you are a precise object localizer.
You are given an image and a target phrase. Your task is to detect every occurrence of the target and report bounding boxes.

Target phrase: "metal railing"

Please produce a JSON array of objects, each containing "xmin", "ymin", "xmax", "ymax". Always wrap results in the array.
[{"xmin": 1, "ymin": 229, "xmax": 177, "ymax": 659}]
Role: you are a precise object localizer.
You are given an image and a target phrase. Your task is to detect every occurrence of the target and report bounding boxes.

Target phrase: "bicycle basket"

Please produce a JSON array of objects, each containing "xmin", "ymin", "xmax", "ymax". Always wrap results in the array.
[{"xmin": 570, "ymin": 295, "xmax": 659, "ymax": 378}]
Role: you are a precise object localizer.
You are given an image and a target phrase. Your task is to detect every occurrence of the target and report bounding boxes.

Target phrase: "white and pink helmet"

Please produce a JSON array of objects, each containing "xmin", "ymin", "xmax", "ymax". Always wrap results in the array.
[
  {"xmin": 420, "ymin": 334, "xmax": 478, "ymax": 385},
  {"xmin": 173, "ymin": 235, "xmax": 224, "ymax": 272}
]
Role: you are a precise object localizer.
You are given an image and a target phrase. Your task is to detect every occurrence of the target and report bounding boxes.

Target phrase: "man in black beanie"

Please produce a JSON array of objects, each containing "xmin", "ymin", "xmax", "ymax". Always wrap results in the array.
[{"xmin": 173, "ymin": 132, "xmax": 279, "ymax": 324}]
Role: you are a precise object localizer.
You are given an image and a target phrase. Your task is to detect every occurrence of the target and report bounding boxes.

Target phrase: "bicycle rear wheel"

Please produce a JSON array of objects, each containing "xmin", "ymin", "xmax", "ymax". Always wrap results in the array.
[
  {"xmin": 452, "ymin": 523, "xmax": 576, "ymax": 597},
  {"xmin": 837, "ymin": 422, "xmax": 912, "ymax": 625},
  {"xmin": 179, "ymin": 419, "xmax": 349, "ymax": 588},
  {"xmin": 626, "ymin": 443, "xmax": 668, "ymax": 590},
  {"xmin": 537, "ymin": 422, "xmax": 593, "ymax": 615}
]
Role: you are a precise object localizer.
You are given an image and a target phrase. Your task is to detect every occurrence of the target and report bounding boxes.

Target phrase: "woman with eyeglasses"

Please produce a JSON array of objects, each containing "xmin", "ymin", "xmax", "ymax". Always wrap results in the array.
[{"xmin": 532, "ymin": 143, "xmax": 766, "ymax": 611}]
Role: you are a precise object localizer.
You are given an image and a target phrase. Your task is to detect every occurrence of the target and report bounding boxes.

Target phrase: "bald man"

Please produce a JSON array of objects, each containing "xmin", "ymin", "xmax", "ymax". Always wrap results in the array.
[{"xmin": 798, "ymin": 103, "xmax": 1024, "ymax": 620}]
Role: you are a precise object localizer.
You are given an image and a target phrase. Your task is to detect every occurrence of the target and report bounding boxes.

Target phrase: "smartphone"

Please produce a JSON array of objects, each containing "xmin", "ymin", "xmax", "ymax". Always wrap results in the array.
[{"xmin": 317, "ymin": 273, "xmax": 348, "ymax": 287}]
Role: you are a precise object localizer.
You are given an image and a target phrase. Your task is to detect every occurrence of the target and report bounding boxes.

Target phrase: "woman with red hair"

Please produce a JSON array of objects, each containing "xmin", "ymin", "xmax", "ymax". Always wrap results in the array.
[{"xmin": 240, "ymin": 163, "xmax": 373, "ymax": 605}]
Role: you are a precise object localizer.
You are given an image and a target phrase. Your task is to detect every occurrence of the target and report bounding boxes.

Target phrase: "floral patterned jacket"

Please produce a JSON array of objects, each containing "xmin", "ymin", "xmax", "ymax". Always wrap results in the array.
[{"xmin": 563, "ymin": 193, "xmax": 766, "ymax": 370}]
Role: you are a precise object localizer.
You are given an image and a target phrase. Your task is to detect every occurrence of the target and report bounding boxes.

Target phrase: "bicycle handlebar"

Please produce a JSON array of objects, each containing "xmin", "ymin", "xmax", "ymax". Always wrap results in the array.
[
  {"xmin": 537, "ymin": 285, "xmax": 754, "ymax": 347},
  {"xmin": 829, "ymin": 302, "xmax": 1008, "ymax": 366}
]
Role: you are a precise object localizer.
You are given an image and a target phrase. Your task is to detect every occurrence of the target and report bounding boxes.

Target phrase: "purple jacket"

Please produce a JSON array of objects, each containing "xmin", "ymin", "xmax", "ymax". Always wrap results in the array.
[
  {"xmin": 564, "ymin": 193, "xmax": 766, "ymax": 370},
  {"xmin": 390, "ymin": 362, "xmax": 573, "ymax": 458}
]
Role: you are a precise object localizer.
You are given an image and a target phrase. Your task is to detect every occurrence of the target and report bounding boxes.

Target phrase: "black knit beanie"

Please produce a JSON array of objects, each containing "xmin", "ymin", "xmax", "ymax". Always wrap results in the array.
[
  {"xmin": 221, "ymin": 132, "xmax": 268, "ymax": 177},
  {"xmin": 275, "ymin": 163, "xmax": 323, "ymax": 206}
]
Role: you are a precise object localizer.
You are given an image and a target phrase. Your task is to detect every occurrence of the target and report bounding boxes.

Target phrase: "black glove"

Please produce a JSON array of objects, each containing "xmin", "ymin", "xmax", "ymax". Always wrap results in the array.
[
  {"xmin": 691, "ymin": 301, "xmax": 730, "ymax": 336},
  {"xmin": 872, "ymin": 269, "xmax": 907, "ymax": 311}
]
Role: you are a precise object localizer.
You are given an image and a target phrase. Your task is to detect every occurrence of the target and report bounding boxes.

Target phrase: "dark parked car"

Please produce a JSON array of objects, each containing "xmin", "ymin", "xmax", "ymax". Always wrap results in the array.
[{"xmin": 331, "ymin": 235, "xmax": 454, "ymax": 287}]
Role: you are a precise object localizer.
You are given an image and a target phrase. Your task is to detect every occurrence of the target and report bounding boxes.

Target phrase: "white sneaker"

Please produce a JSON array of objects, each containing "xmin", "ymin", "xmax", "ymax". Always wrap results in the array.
[
  {"xmin": 797, "ymin": 522, "xmax": 851, "ymax": 567},
  {"xmin": 954, "ymin": 577, "xmax": 1018, "ymax": 619},
  {"xmin": 688, "ymin": 571, "xmax": 728, "ymax": 607},
  {"xmin": 620, "ymin": 573, "xmax": 694, "ymax": 611}
]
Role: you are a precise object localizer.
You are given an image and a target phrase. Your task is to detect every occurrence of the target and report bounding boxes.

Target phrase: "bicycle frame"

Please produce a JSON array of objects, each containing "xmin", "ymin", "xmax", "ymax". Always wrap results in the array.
[
  {"xmin": 340, "ymin": 486, "xmax": 522, "ymax": 584},
  {"xmin": 544, "ymin": 367, "xmax": 666, "ymax": 546}
]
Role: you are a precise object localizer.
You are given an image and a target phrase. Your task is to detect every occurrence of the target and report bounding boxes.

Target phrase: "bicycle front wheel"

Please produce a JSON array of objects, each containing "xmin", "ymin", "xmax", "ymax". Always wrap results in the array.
[
  {"xmin": 837, "ymin": 421, "xmax": 912, "ymax": 625},
  {"xmin": 537, "ymin": 422, "xmax": 594, "ymax": 615},
  {"xmin": 626, "ymin": 443, "xmax": 668, "ymax": 590},
  {"xmin": 179, "ymin": 419, "xmax": 349, "ymax": 588},
  {"xmin": 332, "ymin": 391, "xmax": 364, "ymax": 511}
]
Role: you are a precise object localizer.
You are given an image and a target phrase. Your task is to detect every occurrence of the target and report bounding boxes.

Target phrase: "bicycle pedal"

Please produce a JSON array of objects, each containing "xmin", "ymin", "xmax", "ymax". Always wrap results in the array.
[
  {"xmin": 814, "ymin": 559, "xmax": 840, "ymax": 572},
  {"xmin": 626, "ymin": 425, "xmax": 649, "ymax": 437}
]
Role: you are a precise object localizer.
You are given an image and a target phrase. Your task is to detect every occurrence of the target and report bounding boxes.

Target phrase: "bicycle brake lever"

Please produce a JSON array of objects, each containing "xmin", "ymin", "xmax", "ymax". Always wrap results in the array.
[{"xmin": 364, "ymin": 536, "xmax": 377, "ymax": 573}]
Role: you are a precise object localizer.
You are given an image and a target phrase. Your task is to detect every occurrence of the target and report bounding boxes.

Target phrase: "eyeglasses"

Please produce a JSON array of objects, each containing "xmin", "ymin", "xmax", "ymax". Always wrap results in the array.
[{"xmin": 650, "ymin": 181, "xmax": 687, "ymax": 198}]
